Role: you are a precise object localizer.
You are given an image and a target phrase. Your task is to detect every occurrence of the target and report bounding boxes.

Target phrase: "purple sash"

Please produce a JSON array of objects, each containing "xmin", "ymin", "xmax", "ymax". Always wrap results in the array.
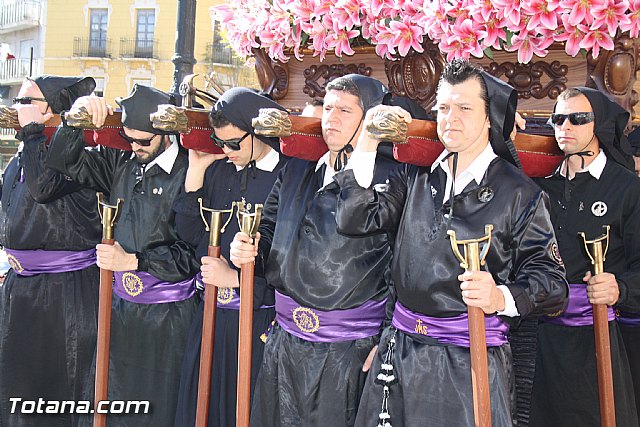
[
  {"xmin": 195, "ymin": 274, "xmax": 274, "ymax": 310},
  {"xmin": 275, "ymin": 291, "xmax": 386, "ymax": 343},
  {"xmin": 616, "ymin": 310, "xmax": 640, "ymax": 327},
  {"xmin": 391, "ymin": 301, "xmax": 509, "ymax": 347},
  {"xmin": 543, "ymin": 283, "xmax": 615, "ymax": 327},
  {"xmin": 4, "ymin": 248, "xmax": 96, "ymax": 276},
  {"xmin": 113, "ymin": 270, "xmax": 195, "ymax": 304}
]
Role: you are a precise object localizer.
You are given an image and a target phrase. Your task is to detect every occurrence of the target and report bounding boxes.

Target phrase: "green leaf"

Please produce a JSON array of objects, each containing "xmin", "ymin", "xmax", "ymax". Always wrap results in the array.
[
  {"xmin": 505, "ymin": 29, "xmax": 513, "ymax": 48},
  {"xmin": 300, "ymin": 32, "xmax": 309, "ymax": 46},
  {"xmin": 483, "ymin": 47, "xmax": 494, "ymax": 60}
]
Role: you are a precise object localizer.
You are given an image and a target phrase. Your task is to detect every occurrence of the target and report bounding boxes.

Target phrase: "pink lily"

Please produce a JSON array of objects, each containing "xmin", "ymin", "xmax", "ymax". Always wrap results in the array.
[
  {"xmin": 389, "ymin": 16, "xmax": 425, "ymax": 56},
  {"xmin": 591, "ymin": 0, "xmax": 630, "ymax": 36},
  {"xmin": 579, "ymin": 23, "xmax": 614, "ymax": 58}
]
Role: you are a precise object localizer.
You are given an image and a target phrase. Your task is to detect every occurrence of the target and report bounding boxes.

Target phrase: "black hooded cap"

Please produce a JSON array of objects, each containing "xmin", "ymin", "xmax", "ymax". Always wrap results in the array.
[
  {"xmin": 478, "ymin": 70, "xmax": 521, "ymax": 168},
  {"xmin": 563, "ymin": 87, "xmax": 634, "ymax": 170},
  {"xmin": 212, "ymin": 87, "xmax": 287, "ymax": 151},
  {"xmin": 33, "ymin": 75, "xmax": 96, "ymax": 114},
  {"xmin": 331, "ymin": 73, "xmax": 389, "ymax": 113},
  {"xmin": 116, "ymin": 84, "xmax": 177, "ymax": 135}
]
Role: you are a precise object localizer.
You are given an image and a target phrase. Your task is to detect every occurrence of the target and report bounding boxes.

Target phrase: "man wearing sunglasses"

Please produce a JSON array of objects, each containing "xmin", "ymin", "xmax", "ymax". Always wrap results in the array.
[
  {"xmin": 530, "ymin": 87, "xmax": 640, "ymax": 426},
  {"xmin": 0, "ymin": 75, "xmax": 102, "ymax": 427},
  {"xmin": 46, "ymin": 84, "xmax": 200, "ymax": 427},
  {"xmin": 172, "ymin": 87, "xmax": 289, "ymax": 427}
]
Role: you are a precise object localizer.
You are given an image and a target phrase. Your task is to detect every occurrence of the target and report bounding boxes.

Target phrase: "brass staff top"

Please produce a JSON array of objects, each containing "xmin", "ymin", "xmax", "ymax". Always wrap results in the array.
[
  {"xmin": 447, "ymin": 225, "xmax": 494, "ymax": 272},
  {"xmin": 235, "ymin": 199, "xmax": 263, "ymax": 240},
  {"xmin": 197, "ymin": 198, "xmax": 235, "ymax": 247},
  {"xmin": 578, "ymin": 225, "xmax": 610, "ymax": 276},
  {"xmin": 97, "ymin": 193, "xmax": 123, "ymax": 240}
]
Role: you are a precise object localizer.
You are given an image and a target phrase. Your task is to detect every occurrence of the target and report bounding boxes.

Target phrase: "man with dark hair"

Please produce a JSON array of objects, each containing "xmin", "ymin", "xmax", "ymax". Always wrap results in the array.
[
  {"xmin": 327, "ymin": 60, "xmax": 567, "ymax": 426},
  {"xmin": 46, "ymin": 85, "xmax": 200, "ymax": 427},
  {"xmin": 229, "ymin": 74, "xmax": 400, "ymax": 426},
  {"xmin": 173, "ymin": 88, "xmax": 289, "ymax": 427},
  {"xmin": 0, "ymin": 75, "xmax": 100, "ymax": 427},
  {"xmin": 530, "ymin": 87, "xmax": 640, "ymax": 426}
]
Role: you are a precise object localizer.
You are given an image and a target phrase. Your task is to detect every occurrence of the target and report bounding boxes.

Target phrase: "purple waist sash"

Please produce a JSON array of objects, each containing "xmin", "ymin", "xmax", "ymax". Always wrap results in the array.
[
  {"xmin": 391, "ymin": 301, "xmax": 509, "ymax": 348},
  {"xmin": 4, "ymin": 248, "xmax": 96, "ymax": 276},
  {"xmin": 543, "ymin": 283, "xmax": 615, "ymax": 327},
  {"xmin": 195, "ymin": 274, "xmax": 274, "ymax": 310},
  {"xmin": 113, "ymin": 270, "xmax": 195, "ymax": 304},
  {"xmin": 616, "ymin": 310, "xmax": 640, "ymax": 327},
  {"xmin": 275, "ymin": 291, "xmax": 386, "ymax": 343}
]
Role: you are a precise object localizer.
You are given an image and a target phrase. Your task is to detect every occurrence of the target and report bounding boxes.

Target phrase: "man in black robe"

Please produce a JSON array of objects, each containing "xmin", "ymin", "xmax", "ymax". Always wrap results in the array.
[
  {"xmin": 330, "ymin": 60, "xmax": 567, "ymax": 426},
  {"xmin": 530, "ymin": 87, "xmax": 640, "ymax": 426},
  {"xmin": 46, "ymin": 85, "xmax": 200, "ymax": 427},
  {"xmin": 173, "ymin": 88, "xmax": 289, "ymax": 427},
  {"xmin": 229, "ymin": 74, "xmax": 400, "ymax": 426},
  {"xmin": 0, "ymin": 75, "xmax": 100, "ymax": 427}
]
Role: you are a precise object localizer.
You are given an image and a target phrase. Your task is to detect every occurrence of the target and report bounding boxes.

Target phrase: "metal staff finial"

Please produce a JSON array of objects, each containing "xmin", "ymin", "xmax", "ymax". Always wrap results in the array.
[{"xmin": 97, "ymin": 193, "xmax": 123, "ymax": 240}]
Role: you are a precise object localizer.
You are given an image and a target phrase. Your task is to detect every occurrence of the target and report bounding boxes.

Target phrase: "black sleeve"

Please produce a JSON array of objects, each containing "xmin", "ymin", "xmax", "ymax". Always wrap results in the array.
[
  {"xmin": 18, "ymin": 123, "xmax": 84, "ymax": 203},
  {"xmin": 137, "ymin": 239, "xmax": 200, "ymax": 283},
  {"xmin": 254, "ymin": 168, "xmax": 282, "ymax": 277},
  {"xmin": 503, "ymin": 191, "xmax": 568, "ymax": 321},
  {"xmin": 46, "ymin": 124, "xmax": 118, "ymax": 195},
  {"xmin": 333, "ymin": 165, "xmax": 410, "ymax": 236},
  {"xmin": 173, "ymin": 187, "xmax": 207, "ymax": 249}
]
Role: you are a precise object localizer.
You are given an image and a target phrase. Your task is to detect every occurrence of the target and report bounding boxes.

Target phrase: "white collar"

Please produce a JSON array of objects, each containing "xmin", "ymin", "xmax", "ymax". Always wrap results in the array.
[
  {"xmin": 315, "ymin": 151, "xmax": 332, "ymax": 172},
  {"xmin": 233, "ymin": 147, "xmax": 280, "ymax": 172},
  {"xmin": 431, "ymin": 143, "xmax": 497, "ymax": 186},
  {"xmin": 133, "ymin": 137, "xmax": 179, "ymax": 174},
  {"xmin": 560, "ymin": 149, "xmax": 606, "ymax": 180}
]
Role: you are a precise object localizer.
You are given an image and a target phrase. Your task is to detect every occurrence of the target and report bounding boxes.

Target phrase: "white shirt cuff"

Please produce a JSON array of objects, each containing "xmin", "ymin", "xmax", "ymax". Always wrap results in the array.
[
  {"xmin": 496, "ymin": 285, "xmax": 519, "ymax": 317},
  {"xmin": 345, "ymin": 150, "xmax": 377, "ymax": 188}
]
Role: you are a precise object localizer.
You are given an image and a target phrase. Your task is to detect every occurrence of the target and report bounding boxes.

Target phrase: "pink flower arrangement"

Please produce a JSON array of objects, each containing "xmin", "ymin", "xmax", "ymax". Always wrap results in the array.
[{"xmin": 211, "ymin": 0, "xmax": 634, "ymax": 64}]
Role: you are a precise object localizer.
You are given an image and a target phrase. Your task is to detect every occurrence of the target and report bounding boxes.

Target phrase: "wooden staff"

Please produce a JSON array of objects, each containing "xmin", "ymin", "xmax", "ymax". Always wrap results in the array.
[
  {"xmin": 235, "ymin": 200, "xmax": 263, "ymax": 427},
  {"xmin": 579, "ymin": 225, "xmax": 616, "ymax": 427},
  {"xmin": 195, "ymin": 199, "xmax": 234, "ymax": 427},
  {"xmin": 448, "ymin": 225, "xmax": 494, "ymax": 427},
  {"xmin": 94, "ymin": 193, "xmax": 122, "ymax": 427}
]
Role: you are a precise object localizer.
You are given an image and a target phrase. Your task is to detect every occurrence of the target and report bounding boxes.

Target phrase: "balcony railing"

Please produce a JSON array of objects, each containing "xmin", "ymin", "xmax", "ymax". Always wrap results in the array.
[
  {"xmin": 120, "ymin": 38, "xmax": 158, "ymax": 59},
  {"xmin": 0, "ymin": 1, "xmax": 41, "ymax": 33},
  {"xmin": 73, "ymin": 37, "xmax": 112, "ymax": 58},
  {"xmin": 205, "ymin": 43, "xmax": 242, "ymax": 66},
  {"xmin": 0, "ymin": 58, "xmax": 40, "ymax": 84}
]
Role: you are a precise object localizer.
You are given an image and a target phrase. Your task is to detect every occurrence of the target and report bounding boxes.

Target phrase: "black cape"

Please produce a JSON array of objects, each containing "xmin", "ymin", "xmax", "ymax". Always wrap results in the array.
[
  {"xmin": 531, "ymin": 158, "xmax": 640, "ymax": 426},
  {"xmin": 47, "ymin": 125, "xmax": 200, "ymax": 427},
  {"xmin": 173, "ymin": 155, "xmax": 288, "ymax": 427},
  {"xmin": 333, "ymin": 157, "xmax": 567, "ymax": 426},
  {"xmin": 250, "ymin": 152, "xmax": 399, "ymax": 426},
  {"xmin": 0, "ymin": 125, "xmax": 101, "ymax": 427}
]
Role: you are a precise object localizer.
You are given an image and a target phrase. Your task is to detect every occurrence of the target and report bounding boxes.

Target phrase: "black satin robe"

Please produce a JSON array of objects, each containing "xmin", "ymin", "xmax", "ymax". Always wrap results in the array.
[
  {"xmin": 250, "ymin": 153, "xmax": 399, "ymax": 427},
  {"xmin": 0, "ymin": 125, "xmax": 101, "ymax": 427},
  {"xmin": 46, "ymin": 124, "xmax": 200, "ymax": 427},
  {"xmin": 173, "ymin": 156, "xmax": 288, "ymax": 427},
  {"xmin": 531, "ymin": 160, "xmax": 640, "ymax": 427},
  {"xmin": 333, "ymin": 157, "xmax": 568, "ymax": 427}
]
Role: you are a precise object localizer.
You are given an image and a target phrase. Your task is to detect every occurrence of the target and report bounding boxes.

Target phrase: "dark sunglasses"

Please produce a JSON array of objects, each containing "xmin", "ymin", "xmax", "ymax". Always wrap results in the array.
[
  {"xmin": 210, "ymin": 131, "xmax": 251, "ymax": 151},
  {"xmin": 548, "ymin": 112, "xmax": 595, "ymax": 127},
  {"xmin": 119, "ymin": 129, "xmax": 157, "ymax": 147},
  {"xmin": 12, "ymin": 96, "xmax": 47, "ymax": 105}
]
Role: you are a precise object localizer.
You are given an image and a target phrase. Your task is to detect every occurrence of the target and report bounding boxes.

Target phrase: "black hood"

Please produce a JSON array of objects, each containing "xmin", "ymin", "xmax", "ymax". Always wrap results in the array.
[
  {"xmin": 479, "ymin": 70, "xmax": 521, "ymax": 168},
  {"xmin": 212, "ymin": 87, "xmax": 287, "ymax": 151},
  {"xmin": 565, "ymin": 87, "xmax": 634, "ymax": 170},
  {"xmin": 34, "ymin": 75, "xmax": 96, "ymax": 114},
  {"xmin": 116, "ymin": 84, "xmax": 177, "ymax": 135}
]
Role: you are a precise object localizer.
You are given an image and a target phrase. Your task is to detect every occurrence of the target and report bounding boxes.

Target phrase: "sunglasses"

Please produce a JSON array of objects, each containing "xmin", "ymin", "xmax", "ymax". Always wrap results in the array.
[
  {"xmin": 12, "ymin": 96, "xmax": 47, "ymax": 105},
  {"xmin": 119, "ymin": 129, "xmax": 157, "ymax": 147},
  {"xmin": 210, "ymin": 131, "xmax": 251, "ymax": 151},
  {"xmin": 548, "ymin": 112, "xmax": 595, "ymax": 127}
]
